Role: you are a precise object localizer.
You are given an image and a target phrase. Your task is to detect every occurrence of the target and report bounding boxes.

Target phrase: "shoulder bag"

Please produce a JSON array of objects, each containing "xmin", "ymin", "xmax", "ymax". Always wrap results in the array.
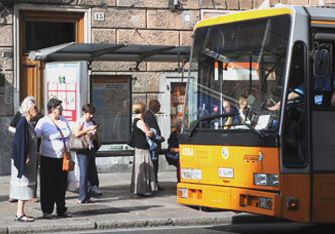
[
  {"xmin": 53, "ymin": 120, "xmax": 75, "ymax": 172},
  {"xmin": 69, "ymin": 134, "xmax": 90, "ymax": 151},
  {"xmin": 68, "ymin": 122, "xmax": 90, "ymax": 151},
  {"xmin": 127, "ymin": 132, "xmax": 135, "ymax": 148},
  {"xmin": 93, "ymin": 132, "xmax": 102, "ymax": 151}
]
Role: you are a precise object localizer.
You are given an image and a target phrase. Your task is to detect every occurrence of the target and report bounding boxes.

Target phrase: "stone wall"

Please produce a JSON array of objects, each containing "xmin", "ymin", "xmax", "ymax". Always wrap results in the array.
[
  {"xmin": 0, "ymin": 6, "xmax": 16, "ymax": 175},
  {"xmin": 0, "ymin": 6, "xmax": 14, "ymax": 117},
  {"xmin": 0, "ymin": 117, "xmax": 13, "ymax": 175}
]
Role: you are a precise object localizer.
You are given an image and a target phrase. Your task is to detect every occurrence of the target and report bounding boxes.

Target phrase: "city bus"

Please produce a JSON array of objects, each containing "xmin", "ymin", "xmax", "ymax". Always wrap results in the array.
[{"xmin": 177, "ymin": 5, "xmax": 335, "ymax": 223}]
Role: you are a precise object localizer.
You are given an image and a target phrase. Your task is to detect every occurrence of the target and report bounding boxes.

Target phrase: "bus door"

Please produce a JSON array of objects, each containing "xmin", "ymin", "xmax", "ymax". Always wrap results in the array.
[
  {"xmin": 310, "ymin": 32, "xmax": 335, "ymax": 223},
  {"xmin": 280, "ymin": 41, "xmax": 311, "ymax": 223}
]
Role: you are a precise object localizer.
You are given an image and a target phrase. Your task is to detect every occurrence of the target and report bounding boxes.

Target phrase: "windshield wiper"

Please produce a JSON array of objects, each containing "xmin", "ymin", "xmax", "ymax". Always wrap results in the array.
[
  {"xmin": 241, "ymin": 122, "xmax": 265, "ymax": 139},
  {"xmin": 202, "ymin": 48, "xmax": 229, "ymax": 63},
  {"xmin": 188, "ymin": 113, "xmax": 238, "ymax": 138}
]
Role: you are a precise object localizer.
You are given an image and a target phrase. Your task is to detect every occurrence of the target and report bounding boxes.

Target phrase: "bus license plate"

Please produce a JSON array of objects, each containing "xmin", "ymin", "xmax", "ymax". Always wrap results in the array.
[{"xmin": 218, "ymin": 168, "xmax": 234, "ymax": 178}]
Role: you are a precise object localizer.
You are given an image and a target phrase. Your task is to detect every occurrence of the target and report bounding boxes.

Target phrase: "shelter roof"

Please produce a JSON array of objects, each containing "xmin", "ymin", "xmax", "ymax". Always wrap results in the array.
[{"xmin": 28, "ymin": 42, "xmax": 191, "ymax": 63}]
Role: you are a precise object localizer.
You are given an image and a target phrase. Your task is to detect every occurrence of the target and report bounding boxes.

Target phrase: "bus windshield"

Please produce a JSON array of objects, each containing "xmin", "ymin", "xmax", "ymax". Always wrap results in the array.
[{"xmin": 184, "ymin": 15, "xmax": 291, "ymax": 132}]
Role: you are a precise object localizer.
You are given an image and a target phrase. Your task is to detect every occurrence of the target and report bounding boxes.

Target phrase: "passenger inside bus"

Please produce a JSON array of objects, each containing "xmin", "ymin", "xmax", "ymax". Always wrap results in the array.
[
  {"xmin": 222, "ymin": 100, "xmax": 239, "ymax": 129},
  {"xmin": 238, "ymin": 95, "xmax": 249, "ymax": 123}
]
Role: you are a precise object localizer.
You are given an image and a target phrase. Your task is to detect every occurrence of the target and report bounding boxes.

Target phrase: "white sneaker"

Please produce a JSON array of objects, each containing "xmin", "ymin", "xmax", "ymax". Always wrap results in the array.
[{"xmin": 90, "ymin": 185, "xmax": 102, "ymax": 196}]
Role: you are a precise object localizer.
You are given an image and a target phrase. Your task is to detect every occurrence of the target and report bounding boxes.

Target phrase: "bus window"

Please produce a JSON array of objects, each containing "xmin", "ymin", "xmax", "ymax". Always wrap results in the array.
[
  {"xmin": 282, "ymin": 41, "xmax": 307, "ymax": 167},
  {"xmin": 312, "ymin": 42, "xmax": 333, "ymax": 106}
]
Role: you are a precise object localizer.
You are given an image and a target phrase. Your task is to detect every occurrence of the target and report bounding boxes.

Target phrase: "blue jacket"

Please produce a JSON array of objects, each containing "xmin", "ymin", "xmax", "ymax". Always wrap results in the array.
[{"xmin": 12, "ymin": 117, "xmax": 30, "ymax": 178}]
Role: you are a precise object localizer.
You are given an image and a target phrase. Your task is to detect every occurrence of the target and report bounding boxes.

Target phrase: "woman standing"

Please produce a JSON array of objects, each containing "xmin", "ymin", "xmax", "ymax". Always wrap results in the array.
[
  {"xmin": 73, "ymin": 103, "xmax": 98, "ymax": 204},
  {"xmin": 10, "ymin": 98, "xmax": 38, "ymax": 222},
  {"xmin": 130, "ymin": 102, "xmax": 157, "ymax": 196},
  {"xmin": 34, "ymin": 98, "xmax": 72, "ymax": 218},
  {"xmin": 8, "ymin": 96, "xmax": 41, "ymax": 204}
]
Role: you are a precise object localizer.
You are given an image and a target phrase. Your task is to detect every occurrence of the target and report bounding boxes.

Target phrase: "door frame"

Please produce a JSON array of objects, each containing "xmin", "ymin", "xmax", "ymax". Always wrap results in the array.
[{"xmin": 13, "ymin": 4, "xmax": 91, "ymax": 112}]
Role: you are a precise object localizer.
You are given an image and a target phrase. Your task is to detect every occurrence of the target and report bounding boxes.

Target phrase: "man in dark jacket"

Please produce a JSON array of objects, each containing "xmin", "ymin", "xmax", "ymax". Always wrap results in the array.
[{"xmin": 144, "ymin": 99, "xmax": 165, "ymax": 191}]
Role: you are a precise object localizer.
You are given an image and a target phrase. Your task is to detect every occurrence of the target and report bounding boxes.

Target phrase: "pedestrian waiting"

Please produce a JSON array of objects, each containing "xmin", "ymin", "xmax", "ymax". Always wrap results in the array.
[
  {"xmin": 130, "ymin": 102, "xmax": 158, "ymax": 197},
  {"xmin": 10, "ymin": 98, "xmax": 39, "ymax": 222}
]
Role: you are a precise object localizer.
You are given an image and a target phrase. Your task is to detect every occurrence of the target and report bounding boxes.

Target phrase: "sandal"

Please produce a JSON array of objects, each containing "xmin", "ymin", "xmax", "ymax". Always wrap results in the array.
[
  {"xmin": 15, "ymin": 215, "xmax": 35, "ymax": 222},
  {"xmin": 31, "ymin": 197, "xmax": 39, "ymax": 203}
]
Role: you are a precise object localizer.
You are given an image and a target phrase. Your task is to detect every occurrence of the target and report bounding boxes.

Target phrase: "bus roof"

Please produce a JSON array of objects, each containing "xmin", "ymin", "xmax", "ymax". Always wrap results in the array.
[
  {"xmin": 194, "ymin": 6, "xmax": 335, "ymax": 30},
  {"xmin": 194, "ymin": 7, "xmax": 294, "ymax": 30}
]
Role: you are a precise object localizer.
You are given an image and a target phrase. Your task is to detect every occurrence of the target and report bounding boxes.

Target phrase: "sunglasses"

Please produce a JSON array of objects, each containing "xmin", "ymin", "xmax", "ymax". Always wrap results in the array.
[{"xmin": 55, "ymin": 105, "xmax": 63, "ymax": 110}]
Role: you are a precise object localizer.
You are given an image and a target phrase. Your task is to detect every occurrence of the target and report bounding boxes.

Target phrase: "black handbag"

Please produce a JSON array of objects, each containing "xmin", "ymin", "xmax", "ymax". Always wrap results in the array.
[
  {"xmin": 127, "ymin": 132, "xmax": 135, "ymax": 148},
  {"xmin": 93, "ymin": 133, "xmax": 102, "ymax": 151}
]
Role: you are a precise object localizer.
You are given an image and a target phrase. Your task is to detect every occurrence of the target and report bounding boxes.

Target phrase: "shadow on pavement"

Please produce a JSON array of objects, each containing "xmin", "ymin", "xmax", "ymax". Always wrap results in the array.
[
  {"xmin": 92, "ymin": 181, "xmax": 177, "ymax": 202},
  {"xmin": 231, "ymin": 214, "xmax": 289, "ymax": 224},
  {"xmin": 71, "ymin": 204, "xmax": 163, "ymax": 217},
  {"xmin": 0, "ymin": 195, "xmax": 8, "ymax": 202}
]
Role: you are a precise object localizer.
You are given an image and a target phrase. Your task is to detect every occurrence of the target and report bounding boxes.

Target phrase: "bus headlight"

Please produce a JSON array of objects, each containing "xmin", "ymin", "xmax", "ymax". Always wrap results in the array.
[
  {"xmin": 254, "ymin": 173, "xmax": 279, "ymax": 186},
  {"xmin": 181, "ymin": 168, "xmax": 191, "ymax": 179},
  {"xmin": 268, "ymin": 174, "xmax": 279, "ymax": 186},
  {"xmin": 181, "ymin": 168, "xmax": 202, "ymax": 180},
  {"xmin": 191, "ymin": 169, "xmax": 202, "ymax": 180}
]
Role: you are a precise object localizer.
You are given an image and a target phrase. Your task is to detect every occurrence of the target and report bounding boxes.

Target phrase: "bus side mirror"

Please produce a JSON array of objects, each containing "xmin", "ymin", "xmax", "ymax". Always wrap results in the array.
[{"xmin": 313, "ymin": 49, "xmax": 330, "ymax": 78}]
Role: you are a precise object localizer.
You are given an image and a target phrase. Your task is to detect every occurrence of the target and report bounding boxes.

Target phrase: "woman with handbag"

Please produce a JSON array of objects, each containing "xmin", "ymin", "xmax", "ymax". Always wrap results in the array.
[
  {"xmin": 130, "ymin": 102, "xmax": 158, "ymax": 196},
  {"xmin": 73, "ymin": 103, "xmax": 98, "ymax": 204},
  {"xmin": 34, "ymin": 98, "xmax": 72, "ymax": 219}
]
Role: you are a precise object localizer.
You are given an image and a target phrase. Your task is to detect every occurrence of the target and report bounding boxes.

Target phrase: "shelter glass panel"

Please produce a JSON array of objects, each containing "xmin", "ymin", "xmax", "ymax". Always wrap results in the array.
[{"xmin": 91, "ymin": 75, "xmax": 132, "ymax": 144}]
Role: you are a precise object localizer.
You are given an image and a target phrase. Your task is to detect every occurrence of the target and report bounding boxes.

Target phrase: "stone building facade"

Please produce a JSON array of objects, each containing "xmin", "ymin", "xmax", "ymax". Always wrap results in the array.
[{"xmin": 0, "ymin": 0, "xmax": 334, "ymax": 175}]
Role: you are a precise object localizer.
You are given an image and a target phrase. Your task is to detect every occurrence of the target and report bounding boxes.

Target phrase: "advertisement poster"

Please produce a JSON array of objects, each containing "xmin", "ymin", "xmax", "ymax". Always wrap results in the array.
[
  {"xmin": 45, "ymin": 62, "xmax": 87, "ymax": 126},
  {"xmin": 91, "ymin": 75, "xmax": 131, "ymax": 144}
]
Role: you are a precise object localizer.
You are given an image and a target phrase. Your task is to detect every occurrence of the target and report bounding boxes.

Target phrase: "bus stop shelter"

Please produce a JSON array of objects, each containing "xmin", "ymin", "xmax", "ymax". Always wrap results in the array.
[{"xmin": 28, "ymin": 42, "xmax": 191, "ymax": 156}]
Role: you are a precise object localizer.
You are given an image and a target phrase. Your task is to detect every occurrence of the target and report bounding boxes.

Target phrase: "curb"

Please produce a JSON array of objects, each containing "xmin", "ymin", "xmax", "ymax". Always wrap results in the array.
[
  {"xmin": 3, "ymin": 216, "xmax": 234, "ymax": 233},
  {"xmin": 0, "ymin": 227, "xmax": 7, "ymax": 234},
  {"xmin": 6, "ymin": 220, "xmax": 96, "ymax": 234},
  {"xmin": 96, "ymin": 217, "xmax": 233, "ymax": 230},
  {"xmin": 171, "ymin": 216, "xmax": 232, "ymax": 226}
]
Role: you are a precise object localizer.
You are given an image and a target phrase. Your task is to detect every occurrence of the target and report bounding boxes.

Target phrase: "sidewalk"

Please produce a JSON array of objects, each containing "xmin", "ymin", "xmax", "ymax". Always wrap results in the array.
[{"xmin": 0, "ymin": 170, "xmax": 237, "ymax": 233}]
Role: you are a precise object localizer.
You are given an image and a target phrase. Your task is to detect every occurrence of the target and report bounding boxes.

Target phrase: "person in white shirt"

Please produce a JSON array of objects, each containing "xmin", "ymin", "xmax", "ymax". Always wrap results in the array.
[{"xmin": 34, "ymin": 98, "xmax": 72, "ymax": 219}]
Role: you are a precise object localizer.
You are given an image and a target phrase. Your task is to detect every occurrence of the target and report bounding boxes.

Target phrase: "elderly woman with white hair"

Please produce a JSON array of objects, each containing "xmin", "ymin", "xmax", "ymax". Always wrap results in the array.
[
  {"xmin": 8, "ymin": 96, "xmax": 37, "ymax": 134},
  {"xmin": 8, "ymin": 96, "xmax": 41, "ymax": 203},
  {"xmin": 9, "ymin": 97, "xmax": 38, "ymax": 222}
]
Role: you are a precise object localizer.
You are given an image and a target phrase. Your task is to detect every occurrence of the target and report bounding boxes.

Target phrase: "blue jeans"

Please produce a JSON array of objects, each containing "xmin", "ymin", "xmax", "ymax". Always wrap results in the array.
[{"xmin": 77, "ymin": 150, "xmax": 96, "ymax": 202}]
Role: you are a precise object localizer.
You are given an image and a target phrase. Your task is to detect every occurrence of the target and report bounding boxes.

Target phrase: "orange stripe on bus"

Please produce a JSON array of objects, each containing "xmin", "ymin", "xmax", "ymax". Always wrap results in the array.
[{"xmin": 311, "ymin": 20, "xmax": 335, "ymax": 25}]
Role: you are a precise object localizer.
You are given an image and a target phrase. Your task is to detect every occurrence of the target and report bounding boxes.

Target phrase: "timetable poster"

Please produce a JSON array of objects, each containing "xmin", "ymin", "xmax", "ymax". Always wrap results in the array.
[
  {"xmin": 45, "ymin": 63, "xmax": 79, "ymax": 124},
  {"xmin": 91, "ymin": 75, "xmax": 131, "ymax": 144}
]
